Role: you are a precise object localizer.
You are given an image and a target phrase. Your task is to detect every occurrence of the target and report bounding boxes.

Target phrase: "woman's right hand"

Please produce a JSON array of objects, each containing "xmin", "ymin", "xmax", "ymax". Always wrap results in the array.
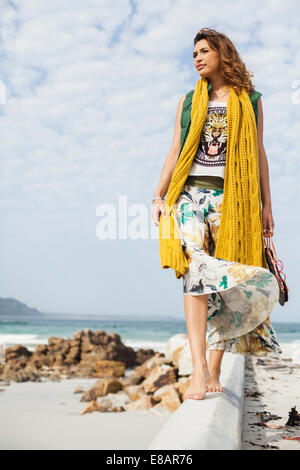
[{"xmin": 152, "ymin": 199, "xmax": 166, "ymax": 227}]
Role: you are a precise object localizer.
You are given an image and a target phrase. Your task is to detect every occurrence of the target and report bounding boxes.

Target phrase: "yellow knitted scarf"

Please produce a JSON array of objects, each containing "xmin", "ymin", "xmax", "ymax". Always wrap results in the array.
[{"xmin": 159, "ymin": 76, "xmax": 268, "ymax": 279}]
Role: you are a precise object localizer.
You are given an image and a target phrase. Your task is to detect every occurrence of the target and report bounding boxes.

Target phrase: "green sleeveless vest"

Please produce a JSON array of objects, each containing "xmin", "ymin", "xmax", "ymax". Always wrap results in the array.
[{"xmin": 178, "ymin": 83, "xmax": 262, "ymax": 160}]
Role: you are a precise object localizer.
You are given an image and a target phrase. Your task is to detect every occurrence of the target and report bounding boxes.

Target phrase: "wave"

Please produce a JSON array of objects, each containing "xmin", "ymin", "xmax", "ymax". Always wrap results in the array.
[
  {"xmin": 123, "ymin": 339, "xmax": 168, "ymax": 353},
  {"xmin": 0, "ymin": 334, "xmax": 53, "ymax": 349},
  {"xmin": 0, "ymin": 334, "xmax": 168, "ymax": 354}
]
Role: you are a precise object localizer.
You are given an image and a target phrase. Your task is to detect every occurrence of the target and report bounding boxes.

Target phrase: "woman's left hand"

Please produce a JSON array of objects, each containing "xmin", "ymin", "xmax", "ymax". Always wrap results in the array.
[{"xmin": 262, "ymin": 205, "xmax": 274, "ymax": 237}]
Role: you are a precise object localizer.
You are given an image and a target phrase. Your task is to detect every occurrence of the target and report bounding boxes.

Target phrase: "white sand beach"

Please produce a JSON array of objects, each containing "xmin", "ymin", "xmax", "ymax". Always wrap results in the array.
[
  {"xmin": 242, "ymin": 343, "xmax": 300, "ymax": 450},
  {"xmin": 0, "ymin": 377, "xmax": 171, "ymax": 450}
]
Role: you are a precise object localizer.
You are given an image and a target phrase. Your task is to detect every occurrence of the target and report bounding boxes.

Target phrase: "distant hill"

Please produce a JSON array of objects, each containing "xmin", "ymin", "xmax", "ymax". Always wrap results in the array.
[{"xmin": 0, "ymin": 297, "xmax": 42, "ymax": 316}]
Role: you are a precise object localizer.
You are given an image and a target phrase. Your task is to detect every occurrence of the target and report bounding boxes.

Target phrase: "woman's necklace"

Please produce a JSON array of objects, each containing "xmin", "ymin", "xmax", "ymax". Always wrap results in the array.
[{"xmin": 210, "ymin": 88, "xmax": 230, "ymax": 101}]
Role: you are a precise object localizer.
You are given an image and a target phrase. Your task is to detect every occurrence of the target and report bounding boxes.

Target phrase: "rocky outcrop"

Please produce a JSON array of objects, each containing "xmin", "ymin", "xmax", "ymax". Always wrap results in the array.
[
  {"xmin": 0, "ymin": 329, "xmax": 196, "ymax": 415},
  {"xmin": 0, "ymin": 328, "xmax": 156, "ymax": 382}
]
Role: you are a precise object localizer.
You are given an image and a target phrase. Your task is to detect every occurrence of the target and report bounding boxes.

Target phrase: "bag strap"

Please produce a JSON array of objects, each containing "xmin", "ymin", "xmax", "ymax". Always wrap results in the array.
[{"xmin": 263, "ymin": 235, "xmax": 288, "ymax": 288}]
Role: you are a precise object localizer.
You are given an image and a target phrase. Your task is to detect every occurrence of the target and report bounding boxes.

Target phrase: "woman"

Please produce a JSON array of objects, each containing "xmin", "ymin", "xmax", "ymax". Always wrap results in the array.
[{"xmin": 152, "ymin": 28, "xmax": 281, "ymax": 400}]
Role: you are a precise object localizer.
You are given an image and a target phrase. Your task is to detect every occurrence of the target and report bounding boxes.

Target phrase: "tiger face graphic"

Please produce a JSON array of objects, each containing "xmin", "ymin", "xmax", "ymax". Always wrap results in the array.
[{"xmin": 200, "ymin": 112, "xmax": 227, "ymax": 159}]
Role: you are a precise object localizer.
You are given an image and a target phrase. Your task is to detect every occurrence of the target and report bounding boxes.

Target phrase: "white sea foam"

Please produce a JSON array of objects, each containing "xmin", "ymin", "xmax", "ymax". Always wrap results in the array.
[
  {"xmin": 0, "ymin": 334, "xmax": 168, "ymax": 354},
  {"xmin": 0, "ymin": 334, "xmax": 51, "ymax": 351},
  {"xmin": 123, "ymin": 339, "xmax": 168, "ymax": 354}
]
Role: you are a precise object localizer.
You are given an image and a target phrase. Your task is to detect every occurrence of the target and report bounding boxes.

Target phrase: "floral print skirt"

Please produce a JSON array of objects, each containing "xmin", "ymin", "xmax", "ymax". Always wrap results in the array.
[{"xmin": 175, "ymin": 183, "xmax": 282, "ymax": 356}]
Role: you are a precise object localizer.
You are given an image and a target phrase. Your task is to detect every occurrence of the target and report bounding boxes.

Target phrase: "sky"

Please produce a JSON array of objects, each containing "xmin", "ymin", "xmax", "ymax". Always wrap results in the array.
[{"xmin": 0, "ymin": 0, "xmax": 299, "ymax": 321}]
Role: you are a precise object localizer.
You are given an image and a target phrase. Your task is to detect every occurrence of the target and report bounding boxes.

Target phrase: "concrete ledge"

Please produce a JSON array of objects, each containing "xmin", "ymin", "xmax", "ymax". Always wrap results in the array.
[{"xmin": 148, "ymin": 352, "xmax": 245, "ymax": 450}]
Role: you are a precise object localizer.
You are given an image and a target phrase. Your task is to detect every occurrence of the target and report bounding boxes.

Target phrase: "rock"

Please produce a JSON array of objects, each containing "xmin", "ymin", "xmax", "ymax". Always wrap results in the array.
[
  {"xmin": 150, "ymin": 402, "xmax": 172, "ymax": 414},
  {"xmin": 5, "ymin": 345, "xmax": 32, "ymax": 363},
  {"xmin": 80, "ymin": 400, "xmax": 105, "ymax": 415},
  {"xmin": 64, "ymin": 345, "xmax": 81, "ymax": 365},
  {"xmin": 135, "ymin": 348, "xmax": 157, "ymax": 365},
  {"xmin": 98, "ymin": 391, "xmax": 130, "ymax": 410},
  {"xmin": 142, "ymin": 365, "xmax": 178, "ymax": 393},
  {"xmin": 165, "ymin": 336, "xmax": 194, "ymax": 376},
  {"xmin": 111, "ymin": 406, "xmax": 125, "ymax": 412},
  {"xmin": 1, "ymin": 364, "xmax": 41, "ymax": 382},
  {"xmin": 81, "ymin": 392, "xmax": 130, "ymax": 413},
  {"xmin": 123, "ymin": 353, "xmax": 167, "ymax": 386},
  {"xmin": 47, "ymin": 338, "xmax": 71, "ymax": 367},
  {"xmin": 126, "ymin": 395, "xmax": 156, "ymax": 411},
  {"xmin": 48, "ymin": 373, "xmax": 61, "ymax": 382},
  {"xmin": 95, "ymin": 396, "xmax": 114, "ymax": 410},
  {"xmin": 80, "ymin": 389, "xmax": 98, "ymax": 402},
  {"xmin": 172, "ymin": 345, "xmax": 184, "ymax": 368},
  {"xmin": 174, "ymin": 376, "xmax": 191, "ymax": 401},
  {"xmin": 33, "ymin": 344, "xmax": 48, "ymax": 356},
  {"xmin": 88, "ymin": 377, "xmax": 123, "ymax": 398},
  {"xmin": 30, "ymin": 338, "xmax": 69, "ymax": 369},
  {"xmin": 152, "ymin": 384, "xmax": 182, "ymax": 412},
  {"xmin": 54, "ymin": 354, "xmax": 64, "ymax": 367},
  {"xmin": 123, "ymin": 384, "xmax": 144, "ymax": 401},
  {"xmin": 29, "ymin": 345, "xmax": 51, "ymax": 368},
  {"xmin": 133, "ymin": 353, "xmax": 168, "ymax": 379},
  {"xmin": 79, "ymin": 329, "xmax": 136, "ymax": 367},
  {"xmin": 177, "ymin": 342, "xmax": 193, "ymax": 376},
  {"xmin": 123, "ymin": 370, "xmax": 144, "ymax": 386},
  {"xmin": 74, "ymin": 387, "xmax": 84, "ymax": 394},
  {"xmin": 73, "ymin": 363, "xmax": 95, "ymax": 377},
  {"xmin": 94, "ymin": 360, "xmax": 125, "ymax": 377},
  {"xmin": 165, "ymin": 334, "xmax": 188, "ymax": 362}
]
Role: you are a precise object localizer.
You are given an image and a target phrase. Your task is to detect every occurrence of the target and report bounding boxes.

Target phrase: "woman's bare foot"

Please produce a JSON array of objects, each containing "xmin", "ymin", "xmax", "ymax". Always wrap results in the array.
[
  {"xmin": 184, "ymin": 363, "xmax": 210, "ymax": 400},
  {"xmin": 206, "ymin": 368, "xmax": 224, "ymax": 393}
]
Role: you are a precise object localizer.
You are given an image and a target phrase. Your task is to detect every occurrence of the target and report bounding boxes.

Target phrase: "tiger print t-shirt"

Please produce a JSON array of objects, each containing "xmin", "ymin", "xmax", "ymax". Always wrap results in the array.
[{"xmin": 189, "ymin": 100, "xmax": 227, "ymax": 179}]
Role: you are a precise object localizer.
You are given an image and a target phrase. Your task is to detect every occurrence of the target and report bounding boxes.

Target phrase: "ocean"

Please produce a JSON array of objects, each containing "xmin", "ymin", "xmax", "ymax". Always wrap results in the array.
[{"xmin": 0, "ymin": 313, "xmax": 300, "ymax": 354}]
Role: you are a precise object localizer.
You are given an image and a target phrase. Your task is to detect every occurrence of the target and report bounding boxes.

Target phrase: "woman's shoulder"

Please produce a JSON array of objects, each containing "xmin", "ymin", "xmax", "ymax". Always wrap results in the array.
[
  {"xmin": 179, "ymin": 90, "xmax": 194, "ymax": 129},
  {"xmin": 177, "ymin": 90, "xmax": 193, "ymax": 115},
  {"xmin": 181, "ymin": 89, "xmax": 194, "ymax": 109},
  {"xmin": 248, "ymin": 88, "xmax": 262, "ymax": 107},
  {"xmin": 248, "ymin": 89, "xmax": 262, "ymax": 126}
]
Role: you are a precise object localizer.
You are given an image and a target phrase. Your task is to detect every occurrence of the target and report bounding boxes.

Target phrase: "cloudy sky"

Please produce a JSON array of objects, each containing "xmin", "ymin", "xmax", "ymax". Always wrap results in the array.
[{"xmin": 0, "ymin": 0, "xmax": 299, "ymax": 321}]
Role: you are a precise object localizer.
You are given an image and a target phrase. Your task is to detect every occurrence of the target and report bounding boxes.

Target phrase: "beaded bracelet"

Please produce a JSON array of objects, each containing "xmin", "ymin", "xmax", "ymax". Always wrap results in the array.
[{"xmin": 152, "ymin": 196, "xmax": 165, "ymax": 203}]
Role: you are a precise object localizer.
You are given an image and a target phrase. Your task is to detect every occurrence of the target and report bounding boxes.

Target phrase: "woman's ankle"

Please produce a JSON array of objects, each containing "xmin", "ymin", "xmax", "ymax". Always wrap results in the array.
[
  {"xmin": 193, "ymin": 360, "xmax": 209, "ymax": 372},
  {"xmin": 208, "ymin": 366, "xmax": 221, "ymax": 377}
]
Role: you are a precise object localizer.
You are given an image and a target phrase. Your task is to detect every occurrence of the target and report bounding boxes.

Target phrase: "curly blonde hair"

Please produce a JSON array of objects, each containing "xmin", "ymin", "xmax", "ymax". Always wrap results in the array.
[{"xmin": 194, "ymin": 28, "xmax": 255, "ymax": 95}]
